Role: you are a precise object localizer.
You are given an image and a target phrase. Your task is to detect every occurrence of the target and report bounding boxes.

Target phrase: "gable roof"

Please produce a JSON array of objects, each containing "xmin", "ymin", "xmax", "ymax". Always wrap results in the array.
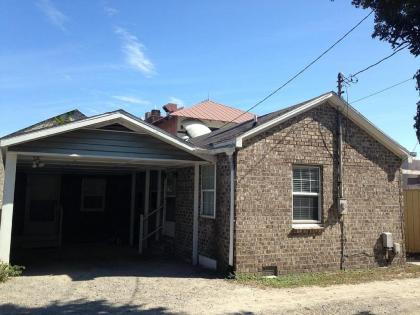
[
  {"xmin": 191, "ymin": 92, "xmax": 411, "ymax": 160},
  {"xmin": 3, "ymin": 109, "xmax": 86, "ymax": 139},
  {"xmin": 170, "ymin": 99, "xmax": 255, "ymax": 123},
  {"xmin": 0, "ymin": 109, "xmax": 213, "ymax": 162}
]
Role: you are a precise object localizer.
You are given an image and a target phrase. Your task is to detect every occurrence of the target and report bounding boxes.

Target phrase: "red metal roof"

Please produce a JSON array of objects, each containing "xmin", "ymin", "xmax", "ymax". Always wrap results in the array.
[{"xmin": 170, "ymin": 100, "xmax": 255, "ymax": 123}]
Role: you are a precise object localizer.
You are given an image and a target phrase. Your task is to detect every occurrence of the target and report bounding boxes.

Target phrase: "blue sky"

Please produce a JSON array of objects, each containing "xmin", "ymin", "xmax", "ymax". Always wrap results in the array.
[{"xmin": 0, "ymin": 1, "xmax": 418, "ymax": 153}]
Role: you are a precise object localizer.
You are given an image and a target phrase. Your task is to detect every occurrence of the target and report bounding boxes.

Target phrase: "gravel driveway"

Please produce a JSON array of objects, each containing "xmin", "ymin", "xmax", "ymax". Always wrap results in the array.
[{"xmin": 1, "ymin": 253, "xmax": 420, "ymax": 315}]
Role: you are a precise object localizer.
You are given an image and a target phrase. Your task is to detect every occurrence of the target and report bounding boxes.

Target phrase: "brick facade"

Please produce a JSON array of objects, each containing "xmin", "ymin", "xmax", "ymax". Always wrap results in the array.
[
  {"xmin": 234, "ymin": 103, "xmax": 405, "ymax": 274},
  {"xmin": 174, "ymin": 158, "xmax": 232, "ymax": 272}
]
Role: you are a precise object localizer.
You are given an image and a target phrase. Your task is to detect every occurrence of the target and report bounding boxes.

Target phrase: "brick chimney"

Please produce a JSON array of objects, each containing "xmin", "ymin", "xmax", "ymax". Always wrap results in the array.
[
  {"xmin": 145, "ymin": 109, "xmax": 162, "ymax": 123},
  {"xmin": 163, "ymin": 103, "xmax": 178, "ymax": 114}
]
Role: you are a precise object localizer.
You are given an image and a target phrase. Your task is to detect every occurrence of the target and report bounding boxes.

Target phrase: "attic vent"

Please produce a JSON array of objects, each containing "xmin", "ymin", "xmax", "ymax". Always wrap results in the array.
[{"xmin": 262, "ymin": 266, "xmax": 278, "ymax": 277}]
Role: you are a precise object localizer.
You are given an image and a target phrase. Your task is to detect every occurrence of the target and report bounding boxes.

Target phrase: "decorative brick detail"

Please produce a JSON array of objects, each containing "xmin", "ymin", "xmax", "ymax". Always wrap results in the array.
[{"xmin": 234, "ymin": 103, "xmax": 405, "ymax": 274}]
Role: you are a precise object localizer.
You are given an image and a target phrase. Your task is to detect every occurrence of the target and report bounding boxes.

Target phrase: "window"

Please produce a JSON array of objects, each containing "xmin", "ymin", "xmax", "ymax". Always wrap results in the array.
[
  {"xmin": 201, "ymin": 164, "xmax": 216, "ymax": 218},
  {"xmin": 81, "ymin": 178, "xmax": 106, "ymax": 212},
  {"xmin": 292, "ymin": 166, "xmax": 321, "ymax": 222}
]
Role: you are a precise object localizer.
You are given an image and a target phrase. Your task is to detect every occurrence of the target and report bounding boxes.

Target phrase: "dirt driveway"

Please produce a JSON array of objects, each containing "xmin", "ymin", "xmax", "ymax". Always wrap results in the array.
[{"xmin": 1, "ymin": 256, "xmax": 420, "ymax": 315}]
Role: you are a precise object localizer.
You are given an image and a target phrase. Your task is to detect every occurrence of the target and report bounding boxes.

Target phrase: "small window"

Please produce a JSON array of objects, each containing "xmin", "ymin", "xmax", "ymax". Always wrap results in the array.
[
  {"xmin": 81, "ymin": 178, "xmax": 106, "ymax": 212},
  {"xmin": 201, "ymin": 165, "xmax": 216, "ymax": 218},
  {"xmin": 292, "ymin": 166, "xmax": 321, "ymax": 223}
]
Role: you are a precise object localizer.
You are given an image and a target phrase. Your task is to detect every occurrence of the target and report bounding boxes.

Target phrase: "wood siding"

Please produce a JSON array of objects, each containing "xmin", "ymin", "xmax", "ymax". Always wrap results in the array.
[
  {"xmin": 9, "ymin": 128, "xmax": 201, "ymax": 161},
  {"xmin": 405, "ymin": 190, "xmax": 420, "ymax": 253}
]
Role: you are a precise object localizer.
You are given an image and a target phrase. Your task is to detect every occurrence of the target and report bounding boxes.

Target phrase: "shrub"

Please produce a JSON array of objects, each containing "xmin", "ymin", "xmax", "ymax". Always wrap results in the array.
[{"xmin": 0, "ymin": 263, "xmax": 24, "ymax": 283}]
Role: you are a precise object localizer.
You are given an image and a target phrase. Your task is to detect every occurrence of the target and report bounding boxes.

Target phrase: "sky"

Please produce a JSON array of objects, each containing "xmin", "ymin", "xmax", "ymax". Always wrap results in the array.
[{"xmin": 0, "ymin": 1, "xmax": 419, "ymax": 154}]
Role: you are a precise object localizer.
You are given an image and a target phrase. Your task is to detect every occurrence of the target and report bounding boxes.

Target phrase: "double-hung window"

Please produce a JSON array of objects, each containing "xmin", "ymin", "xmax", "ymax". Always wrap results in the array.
[
  {"xmin": 292, "ymin": 166, "xmax": 321, "ymax": 223},
  {"xmin": 81, "ymin": 178, "xmax": 106, "ymax": 212},
  {"xmin": 201, "ymin": 164, "xmax": 216, "ymax": 218}
]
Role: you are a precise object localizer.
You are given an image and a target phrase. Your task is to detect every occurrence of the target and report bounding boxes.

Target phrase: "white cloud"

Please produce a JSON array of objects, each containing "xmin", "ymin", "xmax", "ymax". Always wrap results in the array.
[
  {"xmin": 36, "ymin": 0, "xmax": 68, "ymax": 31},
  {"xmin": 104, "ymin": 6, "xmax": 118, "ymax": 16},
  {"xmin": 115, "ymin": 27, "xmax": 155, "ymax": 77},
  {"xmin": 113, "ymin": 95, "xmax": 150, "ymax": 105},
  {"xmin": 168, "ymin": 96, "xmax": 184, "ymax": 107}
]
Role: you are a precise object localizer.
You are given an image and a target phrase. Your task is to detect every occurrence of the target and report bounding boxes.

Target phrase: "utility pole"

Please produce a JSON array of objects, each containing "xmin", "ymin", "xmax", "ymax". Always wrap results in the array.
[{"xmin": 337, "ymin": 72, "xmax": 345, "ymax": 98}]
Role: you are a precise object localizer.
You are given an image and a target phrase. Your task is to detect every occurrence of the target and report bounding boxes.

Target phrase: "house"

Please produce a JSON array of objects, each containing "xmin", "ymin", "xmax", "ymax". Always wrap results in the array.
[
  {"xmin": 0, "ymin": 91, "xmax": 411, "ymax": 275},
  {"xmin": 144, "ymin": 99, "xmax": 255, "ymax": 139}
]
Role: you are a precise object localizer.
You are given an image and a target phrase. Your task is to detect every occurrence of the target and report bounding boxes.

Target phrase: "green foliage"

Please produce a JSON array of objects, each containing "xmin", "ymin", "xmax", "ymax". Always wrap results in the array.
[
  {"xmin": 352, "ymin": 0, "xmax": 420, "ymax": 56},
  {"xmin": 0, "ymin": 263, "xmax": 24, "ymax": 283},
  {"xmin": 53, "ymin": 113, "xmax": 72, "ymax": 125}
]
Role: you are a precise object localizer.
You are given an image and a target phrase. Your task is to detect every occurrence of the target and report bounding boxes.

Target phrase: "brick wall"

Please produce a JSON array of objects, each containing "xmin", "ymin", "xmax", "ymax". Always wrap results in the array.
[
  {"xmin": 174, "ymin": 167, "xmax": 194, "ymax": 262},
  {"xmin": 235, "ymin": 103, "xmax": 405, "ymax": 274},
  {"xmin": 174, "ymin": 157, "xmax": 231, "ymax": 272},
  {"xmin": 198, "ymin": 154, "xmax": 231, "ymax": 271}
]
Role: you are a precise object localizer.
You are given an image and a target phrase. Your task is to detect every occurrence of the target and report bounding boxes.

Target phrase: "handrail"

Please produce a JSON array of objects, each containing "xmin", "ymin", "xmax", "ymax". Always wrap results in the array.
[
  {"xmin": 143, "ymin": 205, "xmax": 163, "ymax": 221},
  {"xmin": 138, "ymin": 205, "xmax": 164, "ymax": 254}
]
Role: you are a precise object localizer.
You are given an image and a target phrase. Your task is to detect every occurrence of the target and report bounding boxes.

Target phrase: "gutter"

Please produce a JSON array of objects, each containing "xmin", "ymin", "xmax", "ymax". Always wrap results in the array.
[{"xmin": 227, "ymin": 150, "xmax": 235, "ymax": 269}]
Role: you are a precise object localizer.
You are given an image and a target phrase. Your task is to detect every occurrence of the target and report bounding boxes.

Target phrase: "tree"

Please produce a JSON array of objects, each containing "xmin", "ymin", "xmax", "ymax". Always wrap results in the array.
[{"xmin": 351, "ymin": 0, "xmax": 420, "ymax": 142}]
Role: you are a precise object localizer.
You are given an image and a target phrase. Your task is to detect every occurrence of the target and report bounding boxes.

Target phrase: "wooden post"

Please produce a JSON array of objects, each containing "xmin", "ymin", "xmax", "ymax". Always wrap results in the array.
[
  {"xmin": 0, "ymin": 152, "xmax": 17, "ymax": 263},
  {"xmin": 129, "ymin": 172, "xmax": 136, "ymax": 246},
  {"xmin": 192, "ymin": 163, "xmax": 199, "ymax": 265},
  {"xmin": 155, "ymin": 170, "xmax": 162, "ymax": 241},
  {"xmin": 162, "ymin": 174, "xmax": 167, "ymax": 236}
]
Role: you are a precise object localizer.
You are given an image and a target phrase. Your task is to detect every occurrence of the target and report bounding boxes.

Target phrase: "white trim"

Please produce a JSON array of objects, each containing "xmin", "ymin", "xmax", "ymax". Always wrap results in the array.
[
  {"xmin": 0, "ymin": 152, "xmax": 17, "ymax": 263},
  {"xmin": 228, "ymin": 153, "xmax": 235, "ymax": 267},
  {"xmin": 192, "ymin": 163, "xmax": 199, "ymax": 265},
  {"xmin": 198, "ymin": 254, "xmax": 217, "ymax": 270},
  {"xmin": 200, "ymin": 164, "xmax": 216, "ymax": 219},
  {"xmin": 0, "ymin": 112, "xmax": 215, "ymax": 162},
  {"xmin": 292, "ymin": 224, "xmax": 324, "ymax": 230},
  {"xmin": 292, "ymin": 165, "xmax": 322, "ymax": 224},
  {"xmin": 235, "ymin": 93, "xmax": 410, "ymax": 159}
]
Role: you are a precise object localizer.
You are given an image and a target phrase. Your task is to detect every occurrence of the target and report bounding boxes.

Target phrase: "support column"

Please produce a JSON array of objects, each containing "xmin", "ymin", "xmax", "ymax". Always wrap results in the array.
[
  {"xmin": 0, "ymin": 152, "xmax": 17, "ymax": 263},
  {"xmin": 192, "ymin": 163, "xmax": 199, "ymax": 265},
  {"xmin": 143, "ymin": 169, "xmax": 150, "ymax": 248},
  {"xmin": 129, "ymin": 172, "xmax": 136, "ymax": 246},
  {"xmin": 155, "ymin": 170, "xmax": 162, "ymax": 241}
]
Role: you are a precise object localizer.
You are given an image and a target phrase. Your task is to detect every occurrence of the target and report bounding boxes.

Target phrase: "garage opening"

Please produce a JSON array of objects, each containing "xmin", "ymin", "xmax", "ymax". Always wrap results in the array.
[{"xmin": 10, "ymin": 164, "xmax": 176, "ymax": 268}]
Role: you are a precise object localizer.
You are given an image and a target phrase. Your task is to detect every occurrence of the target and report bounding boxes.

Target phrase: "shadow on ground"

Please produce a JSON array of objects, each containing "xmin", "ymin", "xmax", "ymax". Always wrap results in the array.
[
  {"xmin": 0, "ymin": 298, "xmax": 175, "ymax": 315},
  {"xmin": 11, "ymin": 244, "xmax": 220, "ymax": 281}
]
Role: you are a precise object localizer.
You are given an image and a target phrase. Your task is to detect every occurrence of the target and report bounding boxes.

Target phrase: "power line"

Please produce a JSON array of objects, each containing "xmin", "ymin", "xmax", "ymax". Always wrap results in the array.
[
  {"xmin": 220, "ymin": 11, "xmax": 374, "ymax": 128},
  {"xmin": 349, "ymin": 44, "xmax": 409, "ymax": 79},
  {"xmin": 350, "ymin": 77, "xmax": 414, "ymax": 104}
]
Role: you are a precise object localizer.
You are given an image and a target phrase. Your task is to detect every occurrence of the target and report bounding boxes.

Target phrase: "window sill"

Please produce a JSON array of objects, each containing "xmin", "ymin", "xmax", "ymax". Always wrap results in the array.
[
  {"xmin": 292, "ymin": 223, "xmax": 324, "ymax": 230},
  {"xmin": 200, "ymin": 215, "xmax": 216, "ymax": 220}
]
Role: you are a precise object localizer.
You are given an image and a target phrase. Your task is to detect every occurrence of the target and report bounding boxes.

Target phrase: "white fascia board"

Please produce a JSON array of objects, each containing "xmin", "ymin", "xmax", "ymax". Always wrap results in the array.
[
  {"xmin": 327, "ymin": 96, "xmax": 411, "ymax": 160},
  {"xmin": 235, "ymin": 93, "xmax": 333, "ymax": 147},
  {"xmin": 0, "ymin": 112, "xmax": 215, "ymax": 162},
  {"xmin": 235, "ymin": 92, "xmax": 410, "ymax": 160}
]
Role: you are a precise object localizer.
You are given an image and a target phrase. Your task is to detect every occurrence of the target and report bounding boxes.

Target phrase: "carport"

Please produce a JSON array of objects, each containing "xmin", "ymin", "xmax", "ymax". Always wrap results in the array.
[{"xmin": 0, "ymin": 110, "xmax": 214, "ymax": 266}]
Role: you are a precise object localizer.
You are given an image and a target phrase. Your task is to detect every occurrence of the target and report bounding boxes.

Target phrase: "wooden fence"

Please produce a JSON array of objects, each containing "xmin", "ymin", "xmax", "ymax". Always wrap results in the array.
[{"xmin": 405, "ymin": 190, "xmax": 420, "ymax": 253}]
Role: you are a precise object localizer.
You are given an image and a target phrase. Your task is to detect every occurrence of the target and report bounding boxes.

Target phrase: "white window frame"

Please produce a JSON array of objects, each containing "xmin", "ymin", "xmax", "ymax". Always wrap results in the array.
[
  {"xmin": 200, "ymin": 164, "xmax": 216, "ymax": 219},
  {"xmin": 292, "ymin": 165, "xmax": 321, "ymax": 224},
  {"xmin": 81, "ymin": 177, "xmax": 106, "ymax": 212}
]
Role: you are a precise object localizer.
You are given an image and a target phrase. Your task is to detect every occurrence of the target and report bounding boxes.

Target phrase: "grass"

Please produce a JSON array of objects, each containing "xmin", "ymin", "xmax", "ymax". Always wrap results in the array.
[
  {"xmin": 0, "ymin": 263, "xmax": 24, "ymax": 283},
  {"xmin": 233, "ymin": 264, "xmax": 420, "ymax": 289}
]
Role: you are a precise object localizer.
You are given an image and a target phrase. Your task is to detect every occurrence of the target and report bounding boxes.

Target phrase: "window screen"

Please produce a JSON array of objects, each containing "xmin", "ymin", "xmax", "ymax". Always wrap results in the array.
[{"xmin": 293, "ymin": 166, "xmax": 320, "ymax": 222}]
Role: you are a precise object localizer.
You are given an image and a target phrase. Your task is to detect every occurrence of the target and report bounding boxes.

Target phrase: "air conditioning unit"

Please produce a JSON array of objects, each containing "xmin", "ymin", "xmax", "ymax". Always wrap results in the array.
[{"xmin": 382, "ymin": 232, "xmax": 393, "ymax": 249}]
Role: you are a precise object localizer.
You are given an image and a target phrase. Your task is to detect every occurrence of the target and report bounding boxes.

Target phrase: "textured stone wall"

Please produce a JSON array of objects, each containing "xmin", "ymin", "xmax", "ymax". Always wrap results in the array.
[{"xmin": 235, "ymin": 103, "xmax": 404, "ymax": 274}]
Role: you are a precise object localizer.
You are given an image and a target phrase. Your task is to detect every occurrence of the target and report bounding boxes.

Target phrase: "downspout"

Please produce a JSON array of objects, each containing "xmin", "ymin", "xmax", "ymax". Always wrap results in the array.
[{"xmin": 227, "ymin": 150, "xmax": 235, "ymax": 272}]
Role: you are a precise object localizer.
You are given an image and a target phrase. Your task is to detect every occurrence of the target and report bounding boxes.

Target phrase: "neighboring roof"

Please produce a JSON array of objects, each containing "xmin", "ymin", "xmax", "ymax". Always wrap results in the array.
[
  {"xmin": 0, "ymin": 109, "xmax": 214, "ymax": 162},
  {"xmin": 170, "ymin": 99, "xmax": 255, "ymax": 123},
  {"xmin": 191, "ymin": 92, "xmax": 411, "ymax": 159},
  {"xmin": 3, "ymin": 110, "xmax": 86, "ymax": 139}
]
